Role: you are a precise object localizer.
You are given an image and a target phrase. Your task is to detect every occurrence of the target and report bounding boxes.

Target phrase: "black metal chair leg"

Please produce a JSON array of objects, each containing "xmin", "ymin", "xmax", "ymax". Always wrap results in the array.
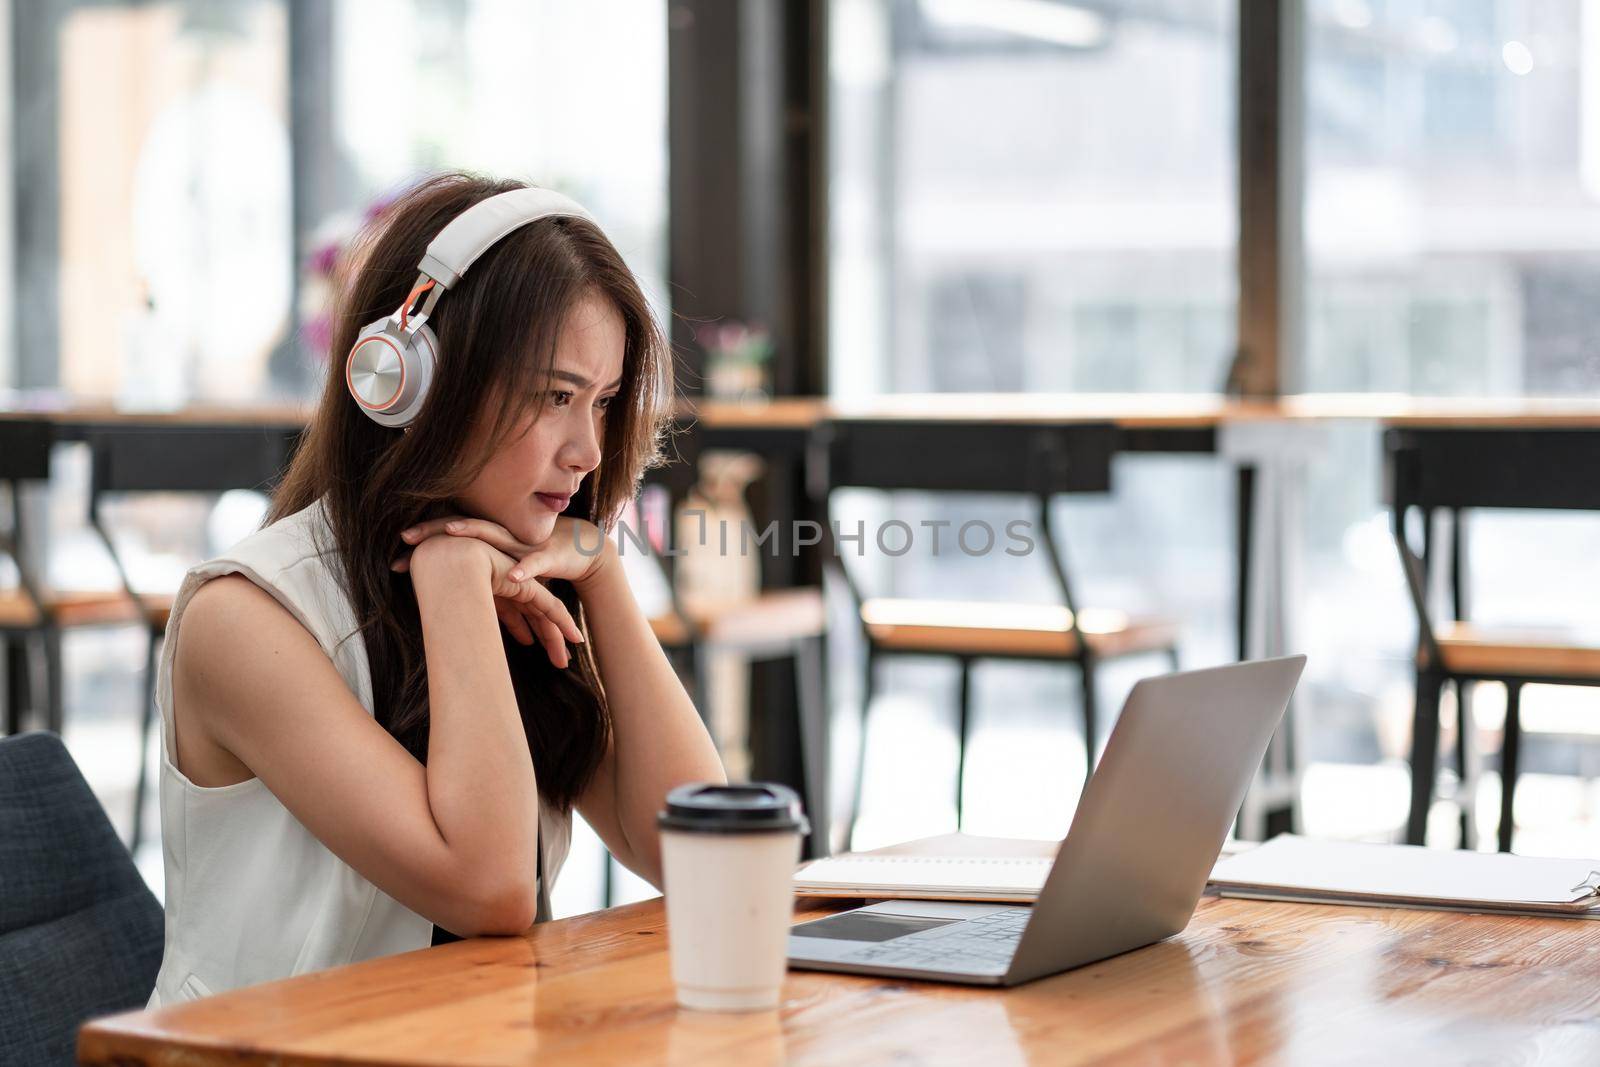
[
  {"xmin": 40, "ymin": 627, "xmax": 65, "ymax": 735},
  {"xmin": 23, "ymin": 631, "xmax": 47, "ymax": 731},
  {"xmin": 43, "ymin": 626, "xmax": 63, "ymax": 734},
  {"xmin": 1498, "ymin": 681, "xmax": 1523, "ymax": 854},
  {"xmin": 4, "ymin": 634, "xmax": 28, "ymax": 735},
  {"xmin": 1406, "ymin": 669, "xmax": 1444, "ymax": 846},
  {"xmin": 954, "ymin": 658, "xmax": 973, "ymax": 829},
  {"xmin": 1455, "ymin": 679, "xmax": 1474, "ymax": 850},
  {"xmin": 602, "ymin": 850, "xmax": 615, "ymax": 908},
  {"xmin": 1166, "ymin": 645, "xmax": 1181, "ymax": 673},
  {"xmin": 130, "ymin": 628, "xmax": 160, "ymax": 853},
  {"xmin": 795, "ymin": 635, "xmax": 830, "ymax": 856},
  {"xmin": 846, "ymin": 648, "xmax": 876, "ymax": 849}
]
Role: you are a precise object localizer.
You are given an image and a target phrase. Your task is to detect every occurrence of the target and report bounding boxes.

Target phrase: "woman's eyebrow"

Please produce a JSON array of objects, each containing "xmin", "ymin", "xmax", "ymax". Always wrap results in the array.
[{"xmin": 552, "ymin": 369, "xmax": 624, "ymax": 390}]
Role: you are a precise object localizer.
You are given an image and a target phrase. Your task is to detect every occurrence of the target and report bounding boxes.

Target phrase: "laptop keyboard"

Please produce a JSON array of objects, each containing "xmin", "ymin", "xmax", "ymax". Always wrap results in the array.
[{"xmin": 842, "ymin": 908, "xmax": 1029, "ymax": 973}]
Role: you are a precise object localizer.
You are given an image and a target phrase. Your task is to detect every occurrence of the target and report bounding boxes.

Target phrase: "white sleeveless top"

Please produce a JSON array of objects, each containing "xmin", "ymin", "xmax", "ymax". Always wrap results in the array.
[{"xmin": 148, "ymin": 497, "xmax": 571, "ymax": 1007}]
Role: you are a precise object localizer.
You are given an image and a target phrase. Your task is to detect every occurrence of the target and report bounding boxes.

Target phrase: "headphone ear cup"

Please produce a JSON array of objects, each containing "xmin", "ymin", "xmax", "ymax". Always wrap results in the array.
[
  {"xmin": 345, "ymin": 319, "xmax": 438, "ymax": 429},
  {"xmin": 383, "ymin": 324, "xmax": 438, "ymax": 429}
]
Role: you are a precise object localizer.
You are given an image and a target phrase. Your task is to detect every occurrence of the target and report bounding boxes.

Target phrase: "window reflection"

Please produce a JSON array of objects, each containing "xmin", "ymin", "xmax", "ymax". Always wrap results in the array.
[
  {"xmin": 831, "ymin": 0, "xmax": 1237, "ymax": 399},
  {"xmin": 59, "ymin": 0, "xmax": 291, "ymax": 405},
  {"xmin": 1305, "ymin": 0, "xmax": 1600, "ymax": 395}
]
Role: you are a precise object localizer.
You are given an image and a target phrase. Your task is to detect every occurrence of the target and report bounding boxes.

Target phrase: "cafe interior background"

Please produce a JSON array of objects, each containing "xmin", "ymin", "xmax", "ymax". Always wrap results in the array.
[{"xmin": 3, "ymin": 0, "xmax": 1600, "ymax": 918}]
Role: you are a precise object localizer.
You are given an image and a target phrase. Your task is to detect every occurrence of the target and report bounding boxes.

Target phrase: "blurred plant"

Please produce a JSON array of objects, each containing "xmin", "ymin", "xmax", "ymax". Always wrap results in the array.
[
  {"xmin": 694, "ymin": 321, "xmax": 773, "ymax": 367},
  {"xmin": 298, "ymin": 188, "xmax": 406, "ymax": 361},
  {"xmin": 695, "ymin": 320, "xmax": 774, "ymax": 401}
]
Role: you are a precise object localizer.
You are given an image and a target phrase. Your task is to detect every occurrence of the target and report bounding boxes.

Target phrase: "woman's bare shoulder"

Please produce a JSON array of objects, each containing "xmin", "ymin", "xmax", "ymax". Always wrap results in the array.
[
  {"xmin": 173, "ymin": 573, "xmax": 352, "ymax": 785},
  {"xmin": 177, "ymin": 572, "xmax": 344, "ymax": 690},
  {"xmin": 187, "ymin": 570, "xmax": 278, "ymax": 608}
]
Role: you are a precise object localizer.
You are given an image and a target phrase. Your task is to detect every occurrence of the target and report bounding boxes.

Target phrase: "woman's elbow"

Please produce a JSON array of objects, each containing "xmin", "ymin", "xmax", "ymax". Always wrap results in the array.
[{"xmin": 450, "ymin": 873, "xmax": 539, "ymax": 936}]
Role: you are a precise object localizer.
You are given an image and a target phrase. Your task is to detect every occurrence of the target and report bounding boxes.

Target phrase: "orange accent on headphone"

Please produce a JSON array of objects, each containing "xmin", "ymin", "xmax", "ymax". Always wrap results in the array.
[{"xmin": 399, "ymin": 279, "xmax": 437, "ymax": 331}]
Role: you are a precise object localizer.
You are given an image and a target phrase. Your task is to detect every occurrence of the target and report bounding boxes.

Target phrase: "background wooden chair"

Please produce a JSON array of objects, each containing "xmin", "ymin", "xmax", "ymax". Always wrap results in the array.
[
  {"xmin": 1388, "ymin": 426, "xmax": 1600, "ymax": 851},
  {"xmin": 817, "ymin": 419, "xmax": 1181, "ymax": 844},
  {"xmin": 83, "ymin": 424, "xmax": 298, "ymax": 852},
  {"xmin": 1, "ymin": 418, "xmax": 139, "ymax": 739}
]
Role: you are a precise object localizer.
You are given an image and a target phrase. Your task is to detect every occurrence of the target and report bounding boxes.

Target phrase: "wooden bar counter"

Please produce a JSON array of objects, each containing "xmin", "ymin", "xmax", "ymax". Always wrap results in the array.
[
  {"xmin": 11, "ymin": 392, "xmax": 1600, "ymax": 436},
  {"xmin": 78, "ymin": 895, "xmax": 1600, "ymax": 1066}
]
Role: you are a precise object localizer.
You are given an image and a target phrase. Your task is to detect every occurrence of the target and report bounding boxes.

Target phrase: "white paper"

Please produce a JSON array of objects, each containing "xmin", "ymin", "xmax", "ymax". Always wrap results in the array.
[{"xmin": 1210, "ymin": 835, "xmax": 1600, "ymax": 911}]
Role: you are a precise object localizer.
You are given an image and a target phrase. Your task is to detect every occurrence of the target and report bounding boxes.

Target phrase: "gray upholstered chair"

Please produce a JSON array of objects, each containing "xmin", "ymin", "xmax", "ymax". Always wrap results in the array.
[{"xmin": 0, "ymin": 731, "xmax": 163, "ymax": 1066}]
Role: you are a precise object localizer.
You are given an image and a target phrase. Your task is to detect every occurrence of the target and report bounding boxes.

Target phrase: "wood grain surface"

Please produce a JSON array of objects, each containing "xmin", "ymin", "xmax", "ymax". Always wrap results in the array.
[{"xmin": 78, "ymin": 895, "xmax": 1600, "ymax": 1066}]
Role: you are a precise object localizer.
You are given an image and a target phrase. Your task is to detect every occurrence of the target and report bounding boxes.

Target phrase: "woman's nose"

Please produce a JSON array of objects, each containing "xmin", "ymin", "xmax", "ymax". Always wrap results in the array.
[{"xmin": 562, "ymin": 418, "xmax": 602, "ymax": 472}]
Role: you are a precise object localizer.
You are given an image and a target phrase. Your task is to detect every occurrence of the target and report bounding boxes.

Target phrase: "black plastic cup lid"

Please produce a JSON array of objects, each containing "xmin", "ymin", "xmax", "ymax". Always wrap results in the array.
[{"xmin": 657, "ymin": 782, "xmax": 810, "ymax": 835}]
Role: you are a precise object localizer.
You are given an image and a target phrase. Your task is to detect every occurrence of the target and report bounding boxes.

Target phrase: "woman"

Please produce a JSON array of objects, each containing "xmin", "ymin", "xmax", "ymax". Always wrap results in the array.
[{"xmin": 146, "ymin": 174, "xmax": 724, "ymax": 1006}]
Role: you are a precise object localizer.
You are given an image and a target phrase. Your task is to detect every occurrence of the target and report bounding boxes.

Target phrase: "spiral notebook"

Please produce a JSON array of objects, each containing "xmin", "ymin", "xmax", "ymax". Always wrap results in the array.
[
  {"xmin": 793, "ymin": 833, "xmax": 1257, "ymax": 903},
  {"xmin": 793, "ymin": 834, "xmax": 1060, "ymax": 902},
  {"xmin": 794, "ymin": 854, "xmax": 1056, "ymax": 902},
  {"xmin": 1209, "ymin": 835, "xmax": 1600, "ymax": 919}
]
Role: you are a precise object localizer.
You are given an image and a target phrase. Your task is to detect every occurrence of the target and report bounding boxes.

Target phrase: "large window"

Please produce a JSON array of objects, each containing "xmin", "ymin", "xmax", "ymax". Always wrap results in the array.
[
  {"xmin": 327, "ymin": 0, "xmax": 669, "ymax": 352},
  {"xmin": 26, "ymin": 0, "xmax": 669, "ymax": 406},
  {"xmin": 1304, "ymin": 0, "xmax": 1600, "ymax": 396},
  {"xmin": 831, "ymin": 0, "xmax": 1238, "ymax": 398},
  {"xmin": 55, "ymin": 0, "xmax": 292, "ymax": 405}
]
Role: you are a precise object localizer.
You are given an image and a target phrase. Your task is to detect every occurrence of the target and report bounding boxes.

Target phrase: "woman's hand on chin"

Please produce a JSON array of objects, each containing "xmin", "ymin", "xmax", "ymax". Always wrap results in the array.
[{"xmin": 393, "ymin": 515, "xmax": 613, "ymax": 663}]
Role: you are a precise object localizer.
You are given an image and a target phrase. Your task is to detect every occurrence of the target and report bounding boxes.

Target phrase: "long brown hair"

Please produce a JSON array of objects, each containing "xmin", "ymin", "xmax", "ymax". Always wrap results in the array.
[{"xmin": 270, "ymin": 173, "xmax": 671, "ymax": 810}]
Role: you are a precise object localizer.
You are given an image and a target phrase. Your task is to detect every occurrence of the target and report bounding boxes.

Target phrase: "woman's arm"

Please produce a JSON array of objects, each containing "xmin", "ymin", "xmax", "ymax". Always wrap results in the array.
[
  {"xmin": 570, "ymin": 539, "xmax": 726, "ymax": 887},
  {"xmin": 390, "ymin": 514, "xmax": 727, "ymax": 890},
  {"xmin": 175, "ymin": 534, "xmax": 572, "ymax": 935}
]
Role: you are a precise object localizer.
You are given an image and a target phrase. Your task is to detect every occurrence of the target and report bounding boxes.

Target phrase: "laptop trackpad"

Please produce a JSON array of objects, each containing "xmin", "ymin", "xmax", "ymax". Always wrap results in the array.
[{"xmin": 792, "ymin": 911, "xmax": 961, "ymax": 943}]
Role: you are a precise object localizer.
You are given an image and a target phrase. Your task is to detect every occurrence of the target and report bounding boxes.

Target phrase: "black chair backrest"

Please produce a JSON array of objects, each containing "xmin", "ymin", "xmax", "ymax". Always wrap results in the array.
[
  {"xmin": 820, "ymin": 420, "xmax": 1116, "ymax": 496},
  {"xmin": 0, "ymin": 732, "xmax": 163, "ymax": 1065},
  {"xmin": 1384, "ymin": 426, "xmax": 1600, "ymax": 666},
  {"xmin": 1, "ymin": 420, "xmax": 55, "ymax": 595},
  {"xmin": 1385, "ymin": 427, "xmax": 1600, "ymax": 512},
  {"xmin": 0, "ymin": 419, "xmax": 53, "ymax": 481},
  {"xmin": 86, "ymin": 425, "xmax": 299, "ymax": 500},
  {"xmin": 813, "ymin": 419, "xmax": 1114, "ymax": 626}
]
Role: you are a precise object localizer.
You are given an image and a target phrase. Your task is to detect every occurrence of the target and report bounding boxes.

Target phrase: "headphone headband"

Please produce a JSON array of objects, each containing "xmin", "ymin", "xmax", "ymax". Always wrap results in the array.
[{"xmin": 416, "ymin": 187, "xmax": 596, "ymax": 289}]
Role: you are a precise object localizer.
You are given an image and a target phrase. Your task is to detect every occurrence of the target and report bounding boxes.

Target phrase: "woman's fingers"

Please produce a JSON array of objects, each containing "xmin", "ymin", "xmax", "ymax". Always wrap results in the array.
[
  {"xmin": 506, "ymin": 550, "xmax": 548, "ymax": 583},
  {"xmin": 401, "ymin": 516, "xmax": 528, "ymax": 557},
  {"xmin": 495, "ymin": 600, "xmax": 535, "ymax": 646},
  {"xmin": 530, "ymin": 613, "xmax": 569, "ymax": 668},
  {"xmin": 493, "ymin": 595, "xmax": 572, "ymax": 666},
  {"xmin": 509, "ymin": 580, "xmax": 584, "ymax": 646},
  {"xmin": 500, "ymin": 597, "xmax": 568, "ymax": 667},
  {"xmin": 394, "ymin": 516, "xmax": 580, "ymax": 663}
]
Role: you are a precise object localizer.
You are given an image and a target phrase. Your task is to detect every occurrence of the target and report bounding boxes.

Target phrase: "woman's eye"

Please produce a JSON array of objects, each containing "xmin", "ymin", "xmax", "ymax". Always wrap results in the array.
[
  {"xmin": 596, "ymin": 394, "xmax": 615, "ymax": 412},
  {"xmin": 550, "ymin": 391, "xmax": 574, "ymax": 408}
]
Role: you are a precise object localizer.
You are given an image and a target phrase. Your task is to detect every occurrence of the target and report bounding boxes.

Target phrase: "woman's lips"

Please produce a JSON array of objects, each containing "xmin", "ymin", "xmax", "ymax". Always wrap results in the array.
[{"xmin": 534, "ymin": 492, "xmax": 571, "ymax": 512}]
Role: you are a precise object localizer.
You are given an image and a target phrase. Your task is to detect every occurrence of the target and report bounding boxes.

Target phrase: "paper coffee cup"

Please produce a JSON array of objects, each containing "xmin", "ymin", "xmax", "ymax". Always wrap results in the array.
[{"xmin": 658, "ymin": 783, "xmax": 809, "ymax": 1012}]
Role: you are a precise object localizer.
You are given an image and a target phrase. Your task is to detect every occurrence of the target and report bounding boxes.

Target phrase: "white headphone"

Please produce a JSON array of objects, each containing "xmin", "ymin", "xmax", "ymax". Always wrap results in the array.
[{"xmin": 344, "ymin": 187, "xmax": 598, "ymax": 428}]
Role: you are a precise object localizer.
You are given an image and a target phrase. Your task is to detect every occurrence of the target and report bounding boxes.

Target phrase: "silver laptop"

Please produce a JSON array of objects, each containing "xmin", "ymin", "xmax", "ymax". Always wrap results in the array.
[{"xmin": 788, "ymin": 655, "xmax": 1306, "ymax": 986}]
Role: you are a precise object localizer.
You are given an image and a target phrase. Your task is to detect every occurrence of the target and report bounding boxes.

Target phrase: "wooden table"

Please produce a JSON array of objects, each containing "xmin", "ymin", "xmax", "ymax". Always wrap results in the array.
[
  {"xmin": 79, "ymin": 895, "xmax": 1600, "ymax": 1066},
  {"xmin": 11, "ymin": 391, "xmax": 1600, "ymax": 431}
]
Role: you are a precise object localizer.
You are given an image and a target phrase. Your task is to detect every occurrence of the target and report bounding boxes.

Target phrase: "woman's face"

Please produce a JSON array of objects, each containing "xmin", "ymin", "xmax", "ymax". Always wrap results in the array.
[{"xmin": 454, "ymin": 289, "xmax": 626, "ymax": 546}]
